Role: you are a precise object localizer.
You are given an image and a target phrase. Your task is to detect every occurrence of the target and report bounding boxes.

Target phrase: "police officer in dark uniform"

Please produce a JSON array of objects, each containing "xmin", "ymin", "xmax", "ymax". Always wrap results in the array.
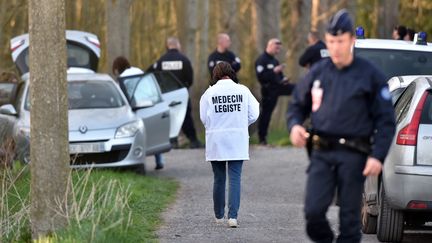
[
  {"xmin": 255, "ymin": 38, "xmax": 294, "ymax": 145},
  {"xmin": 207, "ymin": 33, "xmax": 241, "ymax": 77},
  {"xmin": 287, "ymin": 9, "xmax": 395, "ymax": 243},
  {"xmin": 147, "ymin": 37, "xmax": 203, "ymax": 149},
  {"xmin": 298, "ymin": 31, "xmax": 327, "ymax": 69}
]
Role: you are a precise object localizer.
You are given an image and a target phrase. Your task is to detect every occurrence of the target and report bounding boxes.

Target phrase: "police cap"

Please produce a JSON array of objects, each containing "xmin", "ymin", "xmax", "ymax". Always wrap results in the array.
[{"xmin": 326, "ymin": 9, "xmax": 354, "ymax": 36}]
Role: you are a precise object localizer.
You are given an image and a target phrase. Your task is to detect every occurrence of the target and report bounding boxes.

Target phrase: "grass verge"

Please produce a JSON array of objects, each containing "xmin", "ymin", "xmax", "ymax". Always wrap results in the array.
[{"xmin": 1, "ymin": 165, "xmax": 178, "ymax": 243}]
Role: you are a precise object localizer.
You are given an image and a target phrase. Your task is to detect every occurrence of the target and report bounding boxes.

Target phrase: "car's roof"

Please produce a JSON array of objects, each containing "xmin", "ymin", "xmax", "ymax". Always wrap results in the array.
[
  {"xmin": 67, "ymin": 73, "xmax": 115, "ymax": 82},
  {"xmin": 388, "ymin": 75, "xmax": 432, "ymax": 92},
  {"xmin": 21, "ymin": 72, "xmax": 115, "ymax": 83},
  {"xmin": 355, "ymin": 39, "xmax": 432, "ymax": 52},
  {"xmin": 411, "ymin": 76, "xmax": 432, "ymax": 88}
]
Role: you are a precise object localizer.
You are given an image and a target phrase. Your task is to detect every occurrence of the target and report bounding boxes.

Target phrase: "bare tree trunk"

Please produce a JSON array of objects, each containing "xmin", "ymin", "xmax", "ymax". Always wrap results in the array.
[
  {"xmin": 29, "ymin": 0, "xmax": 69, "ymax": 239},
  {"xmin": 106, "ymin": 0, "xmax": 132, "ymax": 74},
  {"xmin": 311, "ymin": 0, "xmax": 320, "ymax": 31},
  {"xmin": 197, "ymin": 0, "xmax": 209, "ymax": 86},
  {"xmin": 176, "ymin": 0, "xmax": 201, "ymax": 134},
  {"xmin": 222, "ymin": 0, "xmax": 238, "ymax": 53},
  {"xmin": 378, "ymin": 0, "xmax": 399, "ymax": 38},
  {"xmin": 254, "ymin": 0, "xmax": 281, "ymax": 53}
]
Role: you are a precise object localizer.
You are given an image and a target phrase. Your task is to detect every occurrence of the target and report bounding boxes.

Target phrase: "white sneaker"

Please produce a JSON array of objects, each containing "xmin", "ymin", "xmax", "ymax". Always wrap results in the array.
[
  {"xmin": 215, "ymin": 218, "xmax": 224, "ymax": 225},
  {"xmin": 228, "ymin": 218, "xmax": 238, "ymax": 228}
]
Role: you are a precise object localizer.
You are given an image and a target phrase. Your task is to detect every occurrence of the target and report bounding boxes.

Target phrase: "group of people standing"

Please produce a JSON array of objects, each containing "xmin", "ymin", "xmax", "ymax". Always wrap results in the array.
[
  {"xmin": 393, "ymin": 24, "xmax": 416, "ymax": 41},
  {"xmin": 113, "ymin": 8, "xmax": 396, "ymax": 242},
  {"xmin": 201, "ymin": 8, "xmax": 395, "ymax": 243}
]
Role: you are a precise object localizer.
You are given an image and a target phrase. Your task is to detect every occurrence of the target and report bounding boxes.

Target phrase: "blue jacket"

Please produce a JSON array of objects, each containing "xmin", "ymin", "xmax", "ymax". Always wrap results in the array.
[{"xmin": 287, "ymin": 57, "xmax": 396, "ymax": 162}]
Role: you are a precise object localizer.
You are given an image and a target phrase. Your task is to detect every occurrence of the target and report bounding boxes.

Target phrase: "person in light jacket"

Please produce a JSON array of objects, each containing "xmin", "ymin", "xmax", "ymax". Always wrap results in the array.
[{"xmin": 200, "ymin": 61, "xmax": 260, "ymax": 228}]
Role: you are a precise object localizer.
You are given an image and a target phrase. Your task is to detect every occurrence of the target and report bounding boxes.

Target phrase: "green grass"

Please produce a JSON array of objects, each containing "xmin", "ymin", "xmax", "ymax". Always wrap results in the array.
[
  {"xmin": 1, "ymin": 166, "xmax": 178, "ymax": 243},
  {"xmin": 249, "ymin": 128, "xmax": 292, "ymax": 146}
]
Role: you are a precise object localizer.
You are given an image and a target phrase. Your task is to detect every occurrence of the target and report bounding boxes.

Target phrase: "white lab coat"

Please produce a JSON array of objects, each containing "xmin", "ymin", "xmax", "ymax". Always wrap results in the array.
[
  {"xmin": 200, "ymin": 79, "xmax": 260, "ymax": 161},
  {"xmin": 119, "ymin": 66, "xmax": 144, "ymax": 77}
]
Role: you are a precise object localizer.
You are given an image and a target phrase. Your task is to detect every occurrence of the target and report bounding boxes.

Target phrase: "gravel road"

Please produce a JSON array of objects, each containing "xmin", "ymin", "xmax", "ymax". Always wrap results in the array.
[{"xmin": 148, "ymin": 146, "xmax": 432, "ymax": 243}]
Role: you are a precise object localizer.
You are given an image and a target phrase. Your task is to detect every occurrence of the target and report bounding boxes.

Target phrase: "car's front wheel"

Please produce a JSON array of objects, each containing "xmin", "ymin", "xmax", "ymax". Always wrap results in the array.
[{"xmin": 377, "ymin": 184, "xmax": 404, "ymax": 242}]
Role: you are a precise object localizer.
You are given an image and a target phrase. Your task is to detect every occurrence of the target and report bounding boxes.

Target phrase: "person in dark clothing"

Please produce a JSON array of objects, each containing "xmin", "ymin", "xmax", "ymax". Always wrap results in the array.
[
  {"xmin": 392, "ymin": 25, "xmax": 407, "ymax": 40},
  {"xmin": 405, "ymin": 28, "xmax": 416, "ymax": 41},
  {"xmin": 207, "ymin": 33, "xmax": 241, "ymax": 78},
  {"xmin": 298, "ymin": 31, "xmax": 328, "ymax": 69},
  {"xmin": 147, "ymin": 37, "xmax": 203, "ymax": 149},
  {"xmin": 287, "ymin": 9, "xmax": 396, "ymax": 243},
  {"xmin": 255, "ymin": 38, "xmax": 295, "ymax": 145}
]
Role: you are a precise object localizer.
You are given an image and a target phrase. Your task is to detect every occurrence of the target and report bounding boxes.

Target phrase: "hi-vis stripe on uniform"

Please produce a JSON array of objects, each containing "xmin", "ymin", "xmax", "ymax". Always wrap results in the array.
[{"xmin": 162, "ymin": 61, "xmax": 183, "ymax": 70}]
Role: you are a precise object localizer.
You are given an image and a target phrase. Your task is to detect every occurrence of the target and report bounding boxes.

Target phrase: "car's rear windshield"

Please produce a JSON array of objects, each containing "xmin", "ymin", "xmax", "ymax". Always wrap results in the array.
[
  {"xmin": 355, "ymin": 48, "xmax": 432, "ymax": 80},
  {"xmin": 25, "ymin": 80, "xmax": 125, "ymax": 110},
  {"xmin": 16, "ymin": 42, "xmax": 99, "ymax": 74}
]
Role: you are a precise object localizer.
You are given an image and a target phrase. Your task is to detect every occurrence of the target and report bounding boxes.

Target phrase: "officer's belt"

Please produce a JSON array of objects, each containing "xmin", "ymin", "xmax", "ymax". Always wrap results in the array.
[{"xmin": 309, "ymin": 134, "xmax": 371, "ymax": 155}]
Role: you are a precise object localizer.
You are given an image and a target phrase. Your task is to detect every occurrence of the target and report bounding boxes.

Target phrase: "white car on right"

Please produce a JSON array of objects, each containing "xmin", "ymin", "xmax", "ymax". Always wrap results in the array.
[{"xmin": 356, "ymin": 36, "xmax": 432, "ymax": 242}]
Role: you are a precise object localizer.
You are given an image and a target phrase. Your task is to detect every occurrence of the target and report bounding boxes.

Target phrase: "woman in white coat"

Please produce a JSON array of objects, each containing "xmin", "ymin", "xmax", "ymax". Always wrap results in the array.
[{"xmin": 200, "ymin": 62, "xmax": 260, "ymax": 227}]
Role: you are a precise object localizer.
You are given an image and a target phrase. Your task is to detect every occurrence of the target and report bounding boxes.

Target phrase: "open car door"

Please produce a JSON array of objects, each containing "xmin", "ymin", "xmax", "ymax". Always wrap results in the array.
[
  {"xmin": 118, "ymin": 73, "xmax": 171, "ymax": 155},
  {"xmin": 152, "ymin": 71, "xmax": 189, "ymax": 140}
]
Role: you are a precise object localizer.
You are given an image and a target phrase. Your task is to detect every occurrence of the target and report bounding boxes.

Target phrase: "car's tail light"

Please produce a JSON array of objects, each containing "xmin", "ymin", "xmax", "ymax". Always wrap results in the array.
[
  {"xmin": 407, "ymin": 200, "xmax": 428, "ymax": 209},
  {"xmin": 396, "ymin": 91, "xmax": 428, "ymax": 146}
]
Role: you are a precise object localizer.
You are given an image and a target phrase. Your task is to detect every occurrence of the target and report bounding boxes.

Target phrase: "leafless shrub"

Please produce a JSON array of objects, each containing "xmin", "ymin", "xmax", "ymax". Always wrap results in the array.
[{"xmin": 0, "ymin": 137, "xmax": 16, "ymax": 169}]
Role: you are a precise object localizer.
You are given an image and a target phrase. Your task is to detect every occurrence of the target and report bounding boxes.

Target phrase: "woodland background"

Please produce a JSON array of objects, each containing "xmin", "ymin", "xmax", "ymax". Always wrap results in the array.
[{"xmin": 1, "ymin": 0, "xmax": 432, "ymax": 134}]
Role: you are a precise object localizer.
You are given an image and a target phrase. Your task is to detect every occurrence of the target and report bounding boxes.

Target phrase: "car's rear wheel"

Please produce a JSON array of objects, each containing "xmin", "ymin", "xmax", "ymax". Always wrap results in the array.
[
  {"xmin": 361, "ymin": 193, "xmax": 377, "ymax": 234},
  {"xmin": 377, "ymin": 184, "xmax": 404, "ymax": 242}
]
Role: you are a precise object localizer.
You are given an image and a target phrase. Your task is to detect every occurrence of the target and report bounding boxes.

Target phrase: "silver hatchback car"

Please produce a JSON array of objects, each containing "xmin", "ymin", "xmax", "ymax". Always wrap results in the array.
[
  {"xmin": 362, "ymin": 77, "xmax": 432, "ymax": 242},
  {"xmin": 0, "ymin": 30, "xmax": 189, "ymax": 173},
  {"xmin": 0, "ymin": 74, "xmax": 147, "ymax": 170}
]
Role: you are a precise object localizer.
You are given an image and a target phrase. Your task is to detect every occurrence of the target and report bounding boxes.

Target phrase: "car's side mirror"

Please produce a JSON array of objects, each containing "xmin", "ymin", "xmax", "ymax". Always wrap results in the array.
[
  {"xmin": 0, "ymin": 104, "xmax": 17, "ymax": 116},
  {"xmin": 132, "ymin": 100, "xmax": 154, "ymax": 110}
]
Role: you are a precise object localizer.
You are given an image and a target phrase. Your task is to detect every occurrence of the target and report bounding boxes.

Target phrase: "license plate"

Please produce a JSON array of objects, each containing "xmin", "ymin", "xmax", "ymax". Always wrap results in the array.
[{"xmin": 69, "ymin": 143, "xmax": 105, "ymax": 154}]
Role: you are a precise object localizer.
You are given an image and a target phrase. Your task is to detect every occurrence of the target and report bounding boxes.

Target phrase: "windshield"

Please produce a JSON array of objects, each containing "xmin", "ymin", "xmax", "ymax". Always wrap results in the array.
[
  {"xmin": 25, "ymin": 80, "xmax": 125, "ymax": 110},
  {"xmin": 355, "ymin": 48, "xmax": 432, "ymax": 80}
]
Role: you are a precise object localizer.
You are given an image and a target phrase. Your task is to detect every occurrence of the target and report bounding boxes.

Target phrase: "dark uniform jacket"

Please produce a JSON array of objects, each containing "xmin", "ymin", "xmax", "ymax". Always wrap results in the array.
[
  {"xmin": 146, "ymin": 49, "xmax": 193, "ymax": 88},
  {"xmin": 298, "ymin": 40, "xmax": 327, "ymax": 68},
  {"xmin": 207, "ymin": 50, "xmax": 241, "ymax": 75},
  {"xmin": 287, "ymin": 57, "xmax": 396, "ymax": 162},
  {"xmin": 255, "ymin": 52, "xmax": 286, "ymax": 91}
]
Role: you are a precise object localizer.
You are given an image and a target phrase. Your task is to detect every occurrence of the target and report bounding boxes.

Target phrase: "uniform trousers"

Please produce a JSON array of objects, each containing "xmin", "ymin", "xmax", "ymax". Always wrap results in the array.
[
  {"xmin": 305, "ymin": 148, "xmax": 367, "ymax": 243},
  {"xmin": 181, "ymin": 98, "xmax": 198, "ymax": 142},
  {"xmin": 258, "ymin": 84, "xmax": 294, "ymax": 142},
  {"xmin": 211, "ymin": 160, "xmax": 243, "ymax": 219}
]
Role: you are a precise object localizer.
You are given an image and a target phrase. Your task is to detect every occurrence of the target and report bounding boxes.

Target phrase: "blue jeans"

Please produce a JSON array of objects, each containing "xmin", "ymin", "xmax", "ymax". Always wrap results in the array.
[
  {"xmin": 211, "ymin": 160, "xmax": 243, "ymax": 219},
  {"xmin": 155, "ymin": 154, "xmax": 164, "ymax": 167}
]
